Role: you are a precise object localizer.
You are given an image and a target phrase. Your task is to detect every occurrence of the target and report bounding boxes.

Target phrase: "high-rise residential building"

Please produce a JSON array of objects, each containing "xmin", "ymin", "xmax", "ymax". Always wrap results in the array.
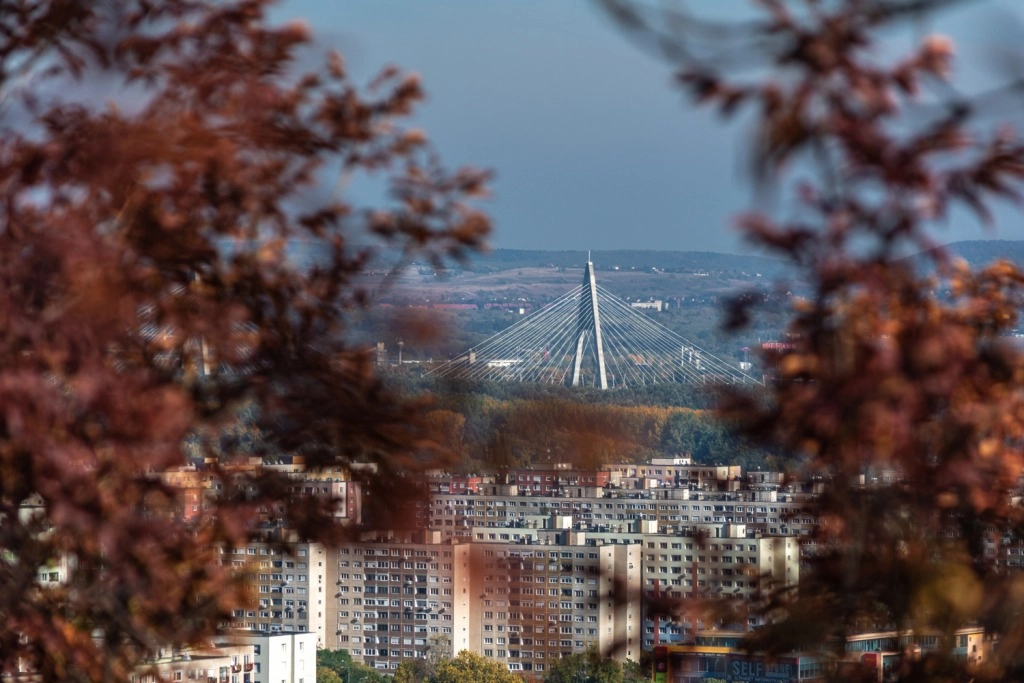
[
  {"xmin": 459, "ymin": 539, "xmax": 643, "ymax": 672},
  {"xmin": 637, "ymin": 526, "xmax": 799, "ymax": 647},
  {"xmin": 324, "ymin": 530, "xmax": 642, "ymax": 675},
  {"xmin": 221, "ymin": 540, "xmax": 328, "ymax": 646},
  {"xmin": 325, "ymin": 533, "xmax": 461, "ymax": 674}
]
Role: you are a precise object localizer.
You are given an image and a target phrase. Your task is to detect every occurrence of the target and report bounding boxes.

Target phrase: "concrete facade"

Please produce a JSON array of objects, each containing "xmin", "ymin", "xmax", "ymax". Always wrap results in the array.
[
  {"xmin": 324, "ymin": 533, "xmax": 642, "ymax": 675},
  {"xmin": 223, "ymin": 542, "xmax": 328, "ymax": 646}
]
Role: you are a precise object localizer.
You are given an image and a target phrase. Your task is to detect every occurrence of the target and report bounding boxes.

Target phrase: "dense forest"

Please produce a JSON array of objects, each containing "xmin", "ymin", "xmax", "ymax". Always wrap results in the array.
[
  {"xmin": 398, "ymin": 379, "xmax": 783, "ymax": 474},
  {"xmin": 204, "ymin": 379, "xmax": 783, "ymax": 475}
]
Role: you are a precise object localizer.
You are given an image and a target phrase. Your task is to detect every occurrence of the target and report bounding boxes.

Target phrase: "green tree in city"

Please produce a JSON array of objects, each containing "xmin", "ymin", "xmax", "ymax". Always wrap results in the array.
[
  {"xmin": 316, "ymin": 649, "xmax": 386, "ymax": 683},
  {"xmin": 543, "ymin": 646, "xmax": 623, "ymax": 683},
  {"xmin": 317, "ymin": 667, "xmax": 344, "ymax": 683},
  {"xmin": 353, "ymin": 667, "xmax": 388, "ymax": 683},
  {"xmin": 394, "ymin": 658, "xmax": 432, "ymax": 683},
  {"xmin": 430, "ymin": 650, "xmax": 523, "ymax": 683},
  {"xmin": 316, "ymin": 648, "xmax": 353, "ymax": 678},
  {"xmin": 621, "ymin": 658, "xmax": 650, "ymax": 683}
]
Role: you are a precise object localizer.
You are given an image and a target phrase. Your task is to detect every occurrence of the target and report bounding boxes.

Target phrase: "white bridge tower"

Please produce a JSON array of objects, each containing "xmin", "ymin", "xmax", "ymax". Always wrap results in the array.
[{"xmin": 570, "ymin": 259, "xmax": 608, "ymax": 389}]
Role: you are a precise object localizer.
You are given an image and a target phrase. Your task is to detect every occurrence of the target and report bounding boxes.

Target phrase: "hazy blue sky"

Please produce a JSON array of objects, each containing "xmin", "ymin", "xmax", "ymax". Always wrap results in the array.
[{"xmin": 277, "ymin": 0, "xmax": 1024, "ymax": 255}]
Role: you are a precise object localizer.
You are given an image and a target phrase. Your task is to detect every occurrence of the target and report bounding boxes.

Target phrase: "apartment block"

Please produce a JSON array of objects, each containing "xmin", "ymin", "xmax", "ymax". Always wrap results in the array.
[
  {"xmin": 426, "ymin": 489, "xmax": 820, "ymax": 541},
  {"xmin": 324, "ymin": 531, "xmax": 642, "ymax": 675},
  {"xmin": 503, "ymin": 467, "xmax": 612, "ymax": 494},
  {"xmin": 604, "ymin": 461, "xmax": 741, "ymax": 490},
  {"xmin": 325, "ymin": 534, "xmax": 463, "ymax": 674},
  {"xmin": 461, "ymin": 539, "xmax": 642, "ymax": 673},
  {"xmin": 221, "ymin": 541, "xmax": 328, "ymax": 646},
  {"xmin": 163, "ymin": 464, "xmax": 362, "ymax": 526},
  {"xmin": 459, "ymin": 520, "xmax": 797, "ymax": 650},
  {"xmin": 638, "ymin": 526, "xmax": 799, "ymax": 647}
]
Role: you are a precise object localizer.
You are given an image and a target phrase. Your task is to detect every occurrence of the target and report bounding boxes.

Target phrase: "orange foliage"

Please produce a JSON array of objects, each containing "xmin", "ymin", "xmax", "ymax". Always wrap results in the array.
[
  {"xmin": 605, "ymin": 0, "xmax": 1024, "ymax": 678},
  {"xmin": 0, "ymin": 0, "xmax": 489, "ymax": 679}
]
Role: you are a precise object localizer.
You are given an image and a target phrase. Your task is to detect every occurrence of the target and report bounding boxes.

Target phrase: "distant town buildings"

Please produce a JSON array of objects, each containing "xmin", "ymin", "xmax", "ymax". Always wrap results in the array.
[{"xmin": 629, "ymin": 300, "xmax": 663, "ymax": 312}]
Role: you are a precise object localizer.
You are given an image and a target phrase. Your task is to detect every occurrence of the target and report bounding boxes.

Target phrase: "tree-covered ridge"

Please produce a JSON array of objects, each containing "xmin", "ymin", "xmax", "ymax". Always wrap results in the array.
[
  {"xmin": 183, "ymin": 380, "xmax": 783, "ymax": 473},
  {"xmin": 424, "ymin": 394, "xmax": 780, "ymax": 474}
]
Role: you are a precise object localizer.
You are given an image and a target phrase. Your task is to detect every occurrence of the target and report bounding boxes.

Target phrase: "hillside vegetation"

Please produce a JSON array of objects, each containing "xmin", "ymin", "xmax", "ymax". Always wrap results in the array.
[{"xmin": 421, "ymin": 390, "xmax": 781, "ymax": 475}]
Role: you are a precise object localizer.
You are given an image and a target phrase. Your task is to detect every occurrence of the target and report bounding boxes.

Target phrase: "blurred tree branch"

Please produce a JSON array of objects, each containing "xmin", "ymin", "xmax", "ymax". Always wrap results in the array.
[
  {"xmin": 0, "ymin": 1, "xmax": 489, "ymax": 680},
  {"xmin": 601, "ymin": 1, "xmax": 1024, "ymax": 680}
]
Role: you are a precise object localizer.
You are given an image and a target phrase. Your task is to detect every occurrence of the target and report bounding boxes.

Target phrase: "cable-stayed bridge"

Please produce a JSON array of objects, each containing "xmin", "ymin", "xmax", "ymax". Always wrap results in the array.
[{"xmin": 426, "ymin": 261, "xmax": 760, "ymax": 388}]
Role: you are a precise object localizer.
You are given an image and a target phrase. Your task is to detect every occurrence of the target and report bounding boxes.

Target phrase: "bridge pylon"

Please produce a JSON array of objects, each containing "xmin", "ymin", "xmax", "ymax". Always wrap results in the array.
[{"xmin": 570, "ymin": 260, "xmax": 608, "ymax": 389}]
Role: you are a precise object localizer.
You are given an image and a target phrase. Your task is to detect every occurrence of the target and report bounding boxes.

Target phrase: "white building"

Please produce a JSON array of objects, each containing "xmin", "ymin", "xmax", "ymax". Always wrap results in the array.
[
  {"xmin": 230, "ymin": 631, "xmax": 318, "ymax": 683},
  {"xmin": 629, "ymin": 300, "xmax": 663, "ymax": 312}
]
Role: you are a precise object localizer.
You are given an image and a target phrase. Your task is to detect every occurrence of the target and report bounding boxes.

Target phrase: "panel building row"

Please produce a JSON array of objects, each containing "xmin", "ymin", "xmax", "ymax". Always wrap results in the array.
[{"xmin": 221, "ymin": 519, "xmax": 796, "ymax": 675}]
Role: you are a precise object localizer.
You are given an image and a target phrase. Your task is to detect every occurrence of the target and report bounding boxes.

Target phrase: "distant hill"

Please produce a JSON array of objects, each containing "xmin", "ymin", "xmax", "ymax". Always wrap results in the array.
[
  {"xmin": 456, "ymin": 248, "xmax": 788, "ymax": 276},
  {"xmin": 455, "ymin": 242, "xmax": 1024, "ymax": 277},
  {"xmin": 902, "ymin": 240, "xmax": 1024, "ymax": 274},
  {"xmin": 262, "ymin": 238, "xmax": 1024, "ymax": 280},
  {"xmin": 943, "ymin": 240, "xmax": 1024, "ymax": 267}
]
